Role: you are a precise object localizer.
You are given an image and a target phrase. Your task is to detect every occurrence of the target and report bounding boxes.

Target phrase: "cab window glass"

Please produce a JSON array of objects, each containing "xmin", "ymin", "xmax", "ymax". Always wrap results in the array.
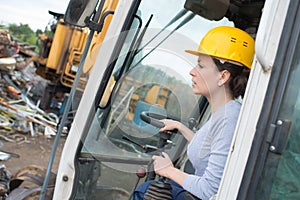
[
  {"xmin": 255, "ymin": 29, "xmax": 300, "ymax": 200},
  {"xmin": 82, "ymin": 0, "xmax": 233, "ymax": 160},
  {"xmin": 77, "ymin": 0, "xmax": 233, "ymax": 198}
]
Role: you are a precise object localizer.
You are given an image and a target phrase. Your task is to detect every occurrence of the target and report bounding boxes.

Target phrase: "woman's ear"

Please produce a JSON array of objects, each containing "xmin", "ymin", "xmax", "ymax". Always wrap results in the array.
[{"xmin": 218, "ymin": 70, "xmax": 231, "ymax": 86}]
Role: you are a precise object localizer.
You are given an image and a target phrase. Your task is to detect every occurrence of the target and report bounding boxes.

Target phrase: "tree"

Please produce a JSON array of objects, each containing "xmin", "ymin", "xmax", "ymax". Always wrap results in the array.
[
  {"xmin": 36, "ymin": 29, "xmax": 43, "ymax": 36},
  {"xmin": 8, "ymin": 23, "xmax": 33, "ymax": 40},
  {"xmin": 7, "ymin": 23, "xmax": 39, "ymax": 51}
]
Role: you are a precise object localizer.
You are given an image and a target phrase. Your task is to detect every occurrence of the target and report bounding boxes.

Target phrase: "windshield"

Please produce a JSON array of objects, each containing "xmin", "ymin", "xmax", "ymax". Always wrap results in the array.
[{"xmin": 75, "ymin": 0, "xmax": 233, "ymax": 199}]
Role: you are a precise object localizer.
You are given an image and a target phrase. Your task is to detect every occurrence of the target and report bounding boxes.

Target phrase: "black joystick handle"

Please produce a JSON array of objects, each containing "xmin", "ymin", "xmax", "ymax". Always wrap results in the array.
[{"xmin": 140, "ymin": 111, "xmax": 165, "ymax": 129}]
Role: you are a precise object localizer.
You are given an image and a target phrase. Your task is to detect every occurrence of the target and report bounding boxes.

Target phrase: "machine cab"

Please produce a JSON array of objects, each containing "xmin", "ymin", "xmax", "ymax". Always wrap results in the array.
[{"xmin": 52, "ymin": 0, "xmax": 300, "ymax": 199}]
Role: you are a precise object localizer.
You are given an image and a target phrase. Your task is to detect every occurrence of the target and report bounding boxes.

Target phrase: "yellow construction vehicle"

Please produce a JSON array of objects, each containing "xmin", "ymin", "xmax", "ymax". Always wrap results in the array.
[
  {"xmin": 32, "ymin": 0, "xmax": 119, "ymax": 113},
  {"xmin": 33, "ymin": 11, "xmax": 89, "ymax": 87}
]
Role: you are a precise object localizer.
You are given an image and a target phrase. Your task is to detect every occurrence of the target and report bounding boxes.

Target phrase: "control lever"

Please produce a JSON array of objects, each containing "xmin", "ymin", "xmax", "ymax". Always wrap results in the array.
[
  {"xmin": 140, "ymin": 111, "xmax": 178, "ymax": 133},
  {"xmin": 122, "ymin": 135, "xmax": 158, "ymax": 153},
  {"xmin": 128, "ymin": 167, "xmax": 147, "ymax": 200},
  {"xmin": 139, "ymin": 111, "xmax": 176, "ymax": 199},
  {"xmin": 144, "ymin": 160, "xmax": 172, "ymax": 200}
]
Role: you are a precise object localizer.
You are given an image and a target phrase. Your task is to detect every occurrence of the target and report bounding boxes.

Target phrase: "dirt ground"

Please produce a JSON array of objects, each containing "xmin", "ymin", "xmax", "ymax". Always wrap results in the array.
[{"xmin": 0, "ymin": 133, "xmax": 66, "ymax": 177}]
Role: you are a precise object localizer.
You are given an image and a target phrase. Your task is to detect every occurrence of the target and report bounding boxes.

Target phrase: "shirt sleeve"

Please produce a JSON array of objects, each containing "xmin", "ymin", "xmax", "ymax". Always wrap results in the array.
[{"xmin": 183, "ymin": 117, "xmax": 236, "ymax": 200}]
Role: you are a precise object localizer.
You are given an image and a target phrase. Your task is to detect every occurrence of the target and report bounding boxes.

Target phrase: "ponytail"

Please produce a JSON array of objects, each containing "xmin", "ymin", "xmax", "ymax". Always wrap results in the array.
[{"xmin": 230, "ymin": 68, "xmax": 250, "ymax": 98}]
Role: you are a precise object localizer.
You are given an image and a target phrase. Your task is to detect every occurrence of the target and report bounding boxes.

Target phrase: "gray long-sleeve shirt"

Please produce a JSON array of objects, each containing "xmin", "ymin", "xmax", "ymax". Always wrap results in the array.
[{"xmin": 183, "ymin": 100, "xmax": 241, "ymax": 200}]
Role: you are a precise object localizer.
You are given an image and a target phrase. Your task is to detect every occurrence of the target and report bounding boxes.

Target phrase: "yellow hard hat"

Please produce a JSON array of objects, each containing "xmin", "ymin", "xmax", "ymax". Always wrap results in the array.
[{"xmin": 186, "ymin": 26, "xmax": 255, "ymax": 69}]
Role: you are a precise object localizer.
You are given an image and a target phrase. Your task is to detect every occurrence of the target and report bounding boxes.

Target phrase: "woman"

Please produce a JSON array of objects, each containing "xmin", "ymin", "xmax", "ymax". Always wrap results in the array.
[{"xmin": 134, "ymin": 26, "xmax": 255, "ymax": 200}]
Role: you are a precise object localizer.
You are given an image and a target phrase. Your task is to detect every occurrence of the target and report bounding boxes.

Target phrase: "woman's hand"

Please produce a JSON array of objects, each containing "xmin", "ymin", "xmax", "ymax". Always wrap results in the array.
[
  {"xmin": 161, "ymin": 119, "xmax": 195, "ymax": 142},
  {"xmin": 152, "ymin": 152, "xmax": 174, "ymax": 178},
  {"xmin": 160, "ymin": 119, "xmax": 179, "ymax": 133}
]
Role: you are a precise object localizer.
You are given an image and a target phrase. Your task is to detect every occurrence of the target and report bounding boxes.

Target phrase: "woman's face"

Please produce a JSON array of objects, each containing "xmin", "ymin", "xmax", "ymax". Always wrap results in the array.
[{"xmin": 189, "ymin": 54, "xmax": 221, "ymax": 97}]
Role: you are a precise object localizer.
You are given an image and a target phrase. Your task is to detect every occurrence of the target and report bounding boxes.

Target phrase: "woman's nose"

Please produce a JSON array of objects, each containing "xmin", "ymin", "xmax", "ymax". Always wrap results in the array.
[{"xmin": 189, "ymin": 67, "xmax": 196, "ymax": 76}]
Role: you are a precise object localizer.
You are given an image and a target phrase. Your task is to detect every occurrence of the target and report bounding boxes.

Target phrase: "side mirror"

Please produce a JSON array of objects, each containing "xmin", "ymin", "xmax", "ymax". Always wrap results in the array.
[
  {"xmin": 64, "ymin": 0, "xmax": 99, "ymax": 27},
  {"xmin": 184, "ymin": 0, "xmax": 229, "ymax": 21}
]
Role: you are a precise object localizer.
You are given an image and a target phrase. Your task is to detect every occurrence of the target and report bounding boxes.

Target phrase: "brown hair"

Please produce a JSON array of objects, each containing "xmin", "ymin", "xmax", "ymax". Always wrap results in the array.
[{"xmin": 212, "ymin": 58, "xmax": 250, "ymax": 98}]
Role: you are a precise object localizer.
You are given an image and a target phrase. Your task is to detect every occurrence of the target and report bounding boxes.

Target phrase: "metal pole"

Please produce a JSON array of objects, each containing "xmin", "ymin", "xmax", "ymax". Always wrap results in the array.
[{"xmin": 39, "ymin": 29, "xmax": 95, "ymax": 200}]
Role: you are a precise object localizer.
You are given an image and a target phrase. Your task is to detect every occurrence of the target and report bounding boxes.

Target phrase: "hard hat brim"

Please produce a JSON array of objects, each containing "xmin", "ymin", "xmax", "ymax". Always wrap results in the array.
[
  {"xmin": 185, "ymin": 49, "xmax": 202, "ymax": 56},
  {"xmin": 185, "ymin": 49, "xmax": 246, "ymax": 67}
]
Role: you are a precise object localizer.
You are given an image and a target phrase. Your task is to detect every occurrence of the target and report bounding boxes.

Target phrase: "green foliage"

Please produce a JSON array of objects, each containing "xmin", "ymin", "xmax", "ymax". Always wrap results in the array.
[
  {"xmin": 36, "ymin": 29, "xmax": 43, "ymax": 36},
  {"xmin": 6, "ymin": 23, "xmax": 39, "ymax": 51},
  {"xmin": 8, "ymin": 23, "xmax": 33, "ymax": 40}
]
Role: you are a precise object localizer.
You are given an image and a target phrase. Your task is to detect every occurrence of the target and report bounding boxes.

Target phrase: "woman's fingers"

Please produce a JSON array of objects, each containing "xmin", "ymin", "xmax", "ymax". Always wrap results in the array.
[
  {"xmin": 160, "ymin": 119, "xmax": 176, "ymax": 133},
  {"xmin": 152, "ymin": 152, "xmax": 173, "ymax": 177},
  {"xmin": 161, "ymin": 152, "xmax": 169, "ymax": 159}
]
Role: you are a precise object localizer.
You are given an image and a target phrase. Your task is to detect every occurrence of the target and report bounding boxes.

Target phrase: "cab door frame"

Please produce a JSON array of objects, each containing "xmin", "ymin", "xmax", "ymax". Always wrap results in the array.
[
  {"xmin": 53, "ymin": 0, "xmax": 140, "ymax": 199},
  {"xmin": 216, "ymin": 0, "xmax": 291, "ymax": 199},
  {"xmin": 238, "ymin": 0, "xmax": 300, "ymax": 199}
]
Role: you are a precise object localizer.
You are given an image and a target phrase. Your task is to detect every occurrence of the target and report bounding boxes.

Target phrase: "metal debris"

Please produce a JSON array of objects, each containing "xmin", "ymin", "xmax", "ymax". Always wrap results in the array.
[
  {"xmin": 0, "ymin": 164, "xmax": 11, "ymax": 199},
  {"xmin": 0, "ymin": 54, "xmax": 58, "ymax": 140},
  {"xmin": 0, "ymin": 29, "xmax": 61, "ymax": 200},
  {"xmin": 6, "ymin": 165, "xmax": 56, "ymax": 200}
]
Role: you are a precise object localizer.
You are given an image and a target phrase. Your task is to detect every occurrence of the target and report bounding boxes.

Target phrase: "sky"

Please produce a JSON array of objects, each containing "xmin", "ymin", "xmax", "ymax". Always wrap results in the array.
[{"xmin": 0, "ymin": 0, "xmax": 70, "ymax": 31}]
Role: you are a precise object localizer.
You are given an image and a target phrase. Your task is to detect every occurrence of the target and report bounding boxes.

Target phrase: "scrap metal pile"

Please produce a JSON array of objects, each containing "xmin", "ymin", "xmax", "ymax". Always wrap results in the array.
[
  {"xmin": 0, "ymin": 30, "xmax": 59, "ymax": 144},
  {"xmin": 0, "ymin": 29, "xmax": 65, "ymax": 199}
]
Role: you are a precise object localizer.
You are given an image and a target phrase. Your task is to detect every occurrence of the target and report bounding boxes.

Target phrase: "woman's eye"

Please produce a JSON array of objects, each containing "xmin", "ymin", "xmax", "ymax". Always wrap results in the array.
[{"xmin": 197, "ymin": 64, "xmax": 203, "ymax": 68}]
